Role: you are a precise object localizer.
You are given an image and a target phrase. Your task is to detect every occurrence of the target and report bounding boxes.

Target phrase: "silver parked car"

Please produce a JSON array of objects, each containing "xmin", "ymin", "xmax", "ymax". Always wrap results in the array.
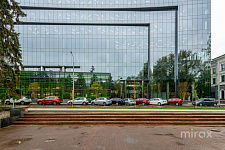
[
  {"xmin": 67, "ymin": 97, "xmax": 89, "ymax": 105},
  {"xmin": 149, "ymin": 98, "xmax": 167, "ymax": 106},
  {"xmin": 91, "ymin": 97, "xmax": 112, "ymax": 106},
  {"xmin": 124, "ymin": 98, "xmax": 135, "ymax": 105},
  {"xmin": 5, "ymin": 96, "xmax": 32, "ymax": 105}
]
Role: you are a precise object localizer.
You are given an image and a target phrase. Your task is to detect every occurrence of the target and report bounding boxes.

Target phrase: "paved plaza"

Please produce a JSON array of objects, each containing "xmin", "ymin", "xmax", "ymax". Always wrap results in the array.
[{"xmin": 1, "ymin": 125, "xmax": 225, "ymax": 150}]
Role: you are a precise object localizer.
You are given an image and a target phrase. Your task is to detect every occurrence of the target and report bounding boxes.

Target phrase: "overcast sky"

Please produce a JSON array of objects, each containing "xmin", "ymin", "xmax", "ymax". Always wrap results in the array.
[{"xmin": 212, "ymin": 0, "xmax": 225, "ymax": 59}]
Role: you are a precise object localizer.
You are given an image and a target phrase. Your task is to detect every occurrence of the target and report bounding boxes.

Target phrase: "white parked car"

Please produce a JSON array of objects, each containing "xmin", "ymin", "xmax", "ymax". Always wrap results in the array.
[
  {"xmin": 67, "ymin": 97, "xmax": 89, "ymax": 105},
  {"xmin": 124, "ymin": 98, "xmax": 135, "ymax": 105},
  {"xmin": 149, "ymin": 98, "xmax": 167, "ymax": 106},
  {"xmin": 5, "ymin": 96, "xmax": 32, "ymax": 105}
]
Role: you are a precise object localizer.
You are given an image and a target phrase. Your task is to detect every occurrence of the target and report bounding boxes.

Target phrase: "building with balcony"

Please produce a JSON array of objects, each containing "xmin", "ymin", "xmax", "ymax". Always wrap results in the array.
[{"xmin": 211, "ymin": 54, "xmax": 225, "ymax": 100}]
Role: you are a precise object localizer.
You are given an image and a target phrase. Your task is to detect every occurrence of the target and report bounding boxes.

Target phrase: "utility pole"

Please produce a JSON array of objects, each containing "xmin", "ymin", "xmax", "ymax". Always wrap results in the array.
[
  {"xmin": 71, "ymin": 51, "xmax": 75, "ymax": 108},
  {"xmin": 134, "ymin": 80, "xmax": 136, "ymax": 108}
]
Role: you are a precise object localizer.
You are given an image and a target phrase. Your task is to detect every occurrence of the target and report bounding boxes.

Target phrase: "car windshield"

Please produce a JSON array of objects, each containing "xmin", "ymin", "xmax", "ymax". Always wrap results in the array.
[
  {"xmin": 107, "ymin": 98, "xmax": 110, "ymax": 100},
  {"xmin": 209, "ymin": 98, "xmax": 216, "ymax": 101},
  {"xmin": 198, "ymin": 98, "xmax": 204, "ymax": 101}
]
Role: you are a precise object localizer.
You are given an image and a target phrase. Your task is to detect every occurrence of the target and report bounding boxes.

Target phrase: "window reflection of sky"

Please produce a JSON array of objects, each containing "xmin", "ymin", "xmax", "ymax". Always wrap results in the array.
[{"xmin": 15, "ymin": 0, "xmax": 211, "ymax": 80}]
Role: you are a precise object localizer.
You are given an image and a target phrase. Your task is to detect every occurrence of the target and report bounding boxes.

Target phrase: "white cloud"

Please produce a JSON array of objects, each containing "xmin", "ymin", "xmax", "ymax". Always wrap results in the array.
[{"xmin": 212, "ymin": 0, "xmax": 225, "ymax": 59}]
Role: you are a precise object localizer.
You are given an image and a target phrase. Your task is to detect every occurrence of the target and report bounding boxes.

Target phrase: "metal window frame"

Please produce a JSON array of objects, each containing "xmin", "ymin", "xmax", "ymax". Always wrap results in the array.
[{"xmin": 18, "ymin": 5, "xmax": 179, "ymax": 97}]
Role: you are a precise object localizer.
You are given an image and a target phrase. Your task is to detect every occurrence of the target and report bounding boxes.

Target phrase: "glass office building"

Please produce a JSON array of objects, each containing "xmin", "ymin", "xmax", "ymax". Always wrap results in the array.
[{"xmin": 12, "ymin": 0, "xmax": 211, "ymax": 99}]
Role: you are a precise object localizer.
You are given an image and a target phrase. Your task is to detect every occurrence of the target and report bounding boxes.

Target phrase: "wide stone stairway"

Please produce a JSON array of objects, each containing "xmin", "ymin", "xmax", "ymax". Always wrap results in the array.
[{"xmin": 13, "ymin": 112, "xmax": 225, "ymax": 126}]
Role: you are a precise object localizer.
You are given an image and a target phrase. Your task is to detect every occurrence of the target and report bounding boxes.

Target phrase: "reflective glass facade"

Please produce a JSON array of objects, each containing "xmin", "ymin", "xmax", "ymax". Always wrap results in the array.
[{"xmin": 13, "ymin": 0, "xmax": 211, "ymax": 99}]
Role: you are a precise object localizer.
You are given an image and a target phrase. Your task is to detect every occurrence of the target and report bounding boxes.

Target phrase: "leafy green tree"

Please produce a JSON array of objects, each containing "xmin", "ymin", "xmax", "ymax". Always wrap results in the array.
[
  {"xmin": 196, "ymin": 68, "xmax": 211, "ymax": 98},
  {"xmin": 151, "ymin": 50, "xmax": 203, "ymax": 96},
  {"xmin": 90, "ymin": 73, "xmax": 98, "ymax": 86},
  {"xmin": 137, "ymin": 62, "xmax": 151, "ymax": 80},
  {"xmin": 178, "ymin": 82, "xmax": 189, "ymax": 100},
  {"xmin": 90, "ymin": 82, "xmax": 103, "ymax": 98},
  {"xmin": 0, "ymin": 0, "xmax": 25, "ymax": 101},
  {"xmin": 28, "ymin": 82, "xmax": 40, "ymax": 99},
  {"xmin": 75, "ymin": 73, "xmax": 87, "ymax": 96},
  {"xmin": 64, "ymin": 74, "xmax": 73, "ymax": 92},
  {"xmin": 62, "ymin": 92, "xmax": 71, "ymax": 99},
  {"xmin": 0, "ymin": 93, "xmax": 6, "ymax": 105},
  {"xmin": 195, "ymin": 37, "xmax": 211, "ymax": 98}
]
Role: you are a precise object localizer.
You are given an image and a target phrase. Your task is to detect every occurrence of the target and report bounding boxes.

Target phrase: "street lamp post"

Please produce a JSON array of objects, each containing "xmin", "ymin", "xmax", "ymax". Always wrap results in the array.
[
  {"xmin": 70, "ymin": 51, "xmax": 75, "ymax": 108},
  {"xmin": 134, "ymin": 79, "xmax": 136, "ymax": 108}
]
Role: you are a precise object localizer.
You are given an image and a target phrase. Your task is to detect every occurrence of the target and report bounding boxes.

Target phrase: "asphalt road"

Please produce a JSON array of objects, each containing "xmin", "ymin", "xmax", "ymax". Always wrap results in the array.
[{"xmin": 1, "ymin": 126, "xmax": 225, "ymax": 150}]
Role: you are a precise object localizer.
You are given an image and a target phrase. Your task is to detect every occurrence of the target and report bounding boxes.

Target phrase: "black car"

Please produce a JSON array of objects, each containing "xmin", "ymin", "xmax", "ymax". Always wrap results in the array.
[
  {"xmin": 192, "ymin": 98, "xmax": 217, "ymax": 106},
  {"xmin": 110, "ymin": 98, "xmax": 125, "ymax": 105}
]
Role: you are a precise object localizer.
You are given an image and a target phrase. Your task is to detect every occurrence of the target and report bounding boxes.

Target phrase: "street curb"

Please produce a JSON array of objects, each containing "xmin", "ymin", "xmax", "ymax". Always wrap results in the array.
[{"xmin": 28, "ymin": 108, "xmax": 225, "ymax": 113}]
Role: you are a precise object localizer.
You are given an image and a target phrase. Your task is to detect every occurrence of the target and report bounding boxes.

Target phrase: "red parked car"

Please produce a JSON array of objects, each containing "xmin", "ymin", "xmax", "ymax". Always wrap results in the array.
[
  {"xmin": 167, "ymin": 98, "xmax": 183, "ymax": 106},
  {"xmin": 37, "ymin": 96, "xmax": 62, "ymax": 105},
  {"xmin": 135, "ymin": 98, "xmax": 150, "ymax": 105}
]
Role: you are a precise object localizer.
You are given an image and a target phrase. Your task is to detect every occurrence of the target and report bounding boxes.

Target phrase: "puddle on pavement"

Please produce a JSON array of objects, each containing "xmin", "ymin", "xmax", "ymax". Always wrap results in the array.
[
  {"xmin": 45, "ymin": 138, "xmax": 56, "ymax": 143},
  {"xmin": 70, "ymin": 126, "xmax": 80, "ymax": 129},
  {"xmin": 81, "ymin": 132, "xmax": 87, "ymax": 135},
  {"xmin": 126, "ymin": 136, "xmax": 138, "ymax": 144},
  {"xmin": 210, "ymin": 129, "xmax": 221, "ymax": 132},
  {"xmin": 176, "ymin": 142, "xmax": 185, "ymax": 146},
  {"xmin": 6, "ymin": 138, "xmax": 32, "ymax": 146},
  {"xmin": 154, "ymin": 133, "xmax": 181, "ymax": 139}
]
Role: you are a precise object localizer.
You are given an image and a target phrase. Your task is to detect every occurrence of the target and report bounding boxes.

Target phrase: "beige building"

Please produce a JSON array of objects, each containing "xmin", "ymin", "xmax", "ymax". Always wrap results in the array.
[{"xmin": 211, "ymin": 54, "xmax": 225, "ymax": 100}]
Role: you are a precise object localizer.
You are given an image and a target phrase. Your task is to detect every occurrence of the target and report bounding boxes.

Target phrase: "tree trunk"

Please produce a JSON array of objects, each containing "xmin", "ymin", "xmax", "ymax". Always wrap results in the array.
[{"xmin": 13, "ymin": 98, "xmax": 15, "ymax": 108}]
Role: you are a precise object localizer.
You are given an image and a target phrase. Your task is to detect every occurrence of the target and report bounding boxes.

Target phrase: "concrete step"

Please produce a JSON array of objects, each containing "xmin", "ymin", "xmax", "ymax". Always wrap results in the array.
[
  {"xmin": 17, "ymin": 117, "xmax": 225, "ymax": 121},
  {"xmin": 13, "ymin": 120, "xmax": 225, "ymax": 126},
  {"xmin": 21, "ymin": 115, "xmax": 225, "ymax": 118},
  {"xmin": 13, "ymin": 112, "xmax": 225, "ymax": 126},
  {"xmin": 25, "ymin": 112, "xmax": 225, "ymax": 115}
]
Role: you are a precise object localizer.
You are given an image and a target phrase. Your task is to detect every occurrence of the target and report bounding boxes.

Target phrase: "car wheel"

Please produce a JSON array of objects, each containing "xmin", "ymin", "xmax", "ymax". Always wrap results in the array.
[
  {"xmin": 20, "ymin": 101, "xmax": 25, "ymax": 105},
  {"xmin": 176, "ymin": 103, "xmax": 179, "ymax": 106},
  {"xmin": 200, "ymin": 103, "xmax": 203, "ymax": 107},
  {"xmin": 68, "ymin": 102, "xmax": 72, "ymax": 105},
  {"xmin": 214, "ymin": 103, "xmax": 217, "ymax": 107},
  {"xmin": 103, "ymin": 102, "xmax": 106, "ymax": 106},
  {"xmin": 91, "ymin": 102, "xmax": 95, "ymax": 105},
  {"xmin": 158, "ymin": 102, "xmax": 162, "ymax": 106},
  {"xmin": 82, "ymin": 102, "xmax": 86, "ymax": 105},
  {"xmin": 6, "ymin": 101, "xmax": 10, "ymax": 105},
  {"xmin": 38, "ymin": 101, "xmax": 43, "ymax": 105},
  {"xmin": 142, "ymin": 103, "xmax": 145, "ymax": 106},
  {"xmin": 53, "ymin": 101, "xmax": 57, "ymax": 105}
]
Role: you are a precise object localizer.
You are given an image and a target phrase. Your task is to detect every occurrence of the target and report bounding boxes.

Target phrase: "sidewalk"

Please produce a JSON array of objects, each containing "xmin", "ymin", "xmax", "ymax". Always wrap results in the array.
[{"xmin": 28, "ymin": 108, "xmax": 225, "ymax": 113}]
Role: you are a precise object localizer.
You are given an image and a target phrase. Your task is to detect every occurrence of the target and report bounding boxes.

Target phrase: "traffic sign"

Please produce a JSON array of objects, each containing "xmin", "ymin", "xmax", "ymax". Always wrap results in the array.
[{"xmin": 126, "ymin": 85, "xmax": 142, "ymax": 87}]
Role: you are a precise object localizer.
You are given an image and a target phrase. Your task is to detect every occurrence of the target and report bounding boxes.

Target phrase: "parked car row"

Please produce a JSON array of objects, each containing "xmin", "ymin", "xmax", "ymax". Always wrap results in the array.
[
  {"xmin": 4, "ymin": 96, "xmax": 217, "ymax": 107},
  {"xmin": 65, "ymin": 97, "xmax": 183, "ymax": 106}
]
